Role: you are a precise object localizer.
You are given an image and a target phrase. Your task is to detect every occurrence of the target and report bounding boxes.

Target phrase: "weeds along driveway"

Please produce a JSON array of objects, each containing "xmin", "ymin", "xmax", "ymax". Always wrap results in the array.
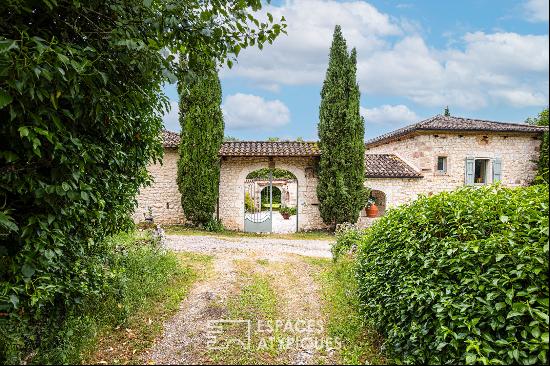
[{"xmin": 148, "ymin": 234, "xmax": 338, "ymax": 365}]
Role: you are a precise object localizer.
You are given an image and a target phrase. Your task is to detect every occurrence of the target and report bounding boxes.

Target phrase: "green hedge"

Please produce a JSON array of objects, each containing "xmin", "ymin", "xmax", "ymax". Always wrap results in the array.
[{"xmin": 355, "ymin": 185, "xmax": 549, "ymax": 364}]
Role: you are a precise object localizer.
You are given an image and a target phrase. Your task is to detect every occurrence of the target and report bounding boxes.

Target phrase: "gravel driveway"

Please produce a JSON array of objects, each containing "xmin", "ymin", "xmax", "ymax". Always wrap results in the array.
[
  {"xmin": 150, "ymin": 234, "xmax": 337, "ymax": 365},
  {"xmin": 165, "ymin": 234, "xmax": 333, "ymax": 258}
]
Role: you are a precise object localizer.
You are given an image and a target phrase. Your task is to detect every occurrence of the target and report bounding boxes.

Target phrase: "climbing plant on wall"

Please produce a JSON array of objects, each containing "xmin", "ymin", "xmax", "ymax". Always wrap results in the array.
[
  {"xmin": 317, "ymin": 25, "xmax": 368, "ymax": 227},
  {"xmin": 526, "ymin": 108, "xmax": 549, "ymax": 184},
  {"xmin": 177, "ymin": 57, "xmax": 224, "ymax": 225}
]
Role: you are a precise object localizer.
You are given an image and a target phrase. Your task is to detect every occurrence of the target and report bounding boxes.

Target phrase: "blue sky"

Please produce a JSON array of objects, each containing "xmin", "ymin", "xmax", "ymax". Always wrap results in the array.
[{"xmin": 162, "ymin": 0, "xmax": 549, "ymax": 140}]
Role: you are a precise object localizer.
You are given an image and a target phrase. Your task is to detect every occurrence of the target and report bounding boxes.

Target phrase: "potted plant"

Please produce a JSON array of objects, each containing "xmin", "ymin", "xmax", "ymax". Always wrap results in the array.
[
  {"xmin": 279, "ymin": 206, "xmax": 296, "ymax": 220},
  {"xmin": 365, "ymin": 196, "xmax": 379, "ymax": 218}
]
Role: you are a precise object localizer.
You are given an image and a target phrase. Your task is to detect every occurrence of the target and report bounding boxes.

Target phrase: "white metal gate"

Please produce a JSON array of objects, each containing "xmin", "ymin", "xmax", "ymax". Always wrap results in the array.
[{"xmin": 244, "ymin": 172, "xmax": 273, "ymax": 232}]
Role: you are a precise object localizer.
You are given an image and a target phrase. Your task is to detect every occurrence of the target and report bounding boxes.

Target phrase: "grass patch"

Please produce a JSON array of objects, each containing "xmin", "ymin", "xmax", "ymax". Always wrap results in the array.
[
  {"xmin": 207, "ymin": 261, "xmax": 281, "ymax": 365},
  {"xmin": 163, "ymin": 225, "xmax": 334, "ymax": 241},
  {"xmin": 82, "ymin": 235, "xmax": 212, "ymax": 364},
  {"xmin": 306, "ymin": 256, "xmax": 386, "ymax": 365},
  {"xmin": 1, "ymin": 231, "xmax": 204, "ymax": 364}
]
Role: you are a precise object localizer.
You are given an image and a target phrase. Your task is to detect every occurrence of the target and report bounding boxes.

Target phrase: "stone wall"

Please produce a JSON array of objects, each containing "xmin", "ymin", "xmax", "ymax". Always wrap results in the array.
[
  {"xmin": 364, "ymin": 132, "xmax": 541, "ymax": 206},
  {"xmin": 219, "ymin": 156, "xmax": 326, "ymax": 231},
  {"xmin": 135, "ymin": 132, "xmax": 542, "ymax": 230},
  {"xmin": 133, "ymin": 148, "xmax": 185, "ymax": 224}
]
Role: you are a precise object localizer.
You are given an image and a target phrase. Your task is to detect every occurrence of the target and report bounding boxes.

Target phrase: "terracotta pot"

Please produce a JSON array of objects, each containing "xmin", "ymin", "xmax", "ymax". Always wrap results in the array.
[
  {"xmin": 366, "ymin": 203, "xmax": 379, "ymax": 218},
  {"xmin": 282, "ymin": 213, "xmax": 290, "ymax": 220}
]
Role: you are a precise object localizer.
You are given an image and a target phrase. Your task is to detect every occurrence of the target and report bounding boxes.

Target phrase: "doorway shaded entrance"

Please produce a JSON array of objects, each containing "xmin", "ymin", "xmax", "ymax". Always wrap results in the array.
[{"xmin": 243, "ymin": 168, "xmax": 298, "ymax": 233}]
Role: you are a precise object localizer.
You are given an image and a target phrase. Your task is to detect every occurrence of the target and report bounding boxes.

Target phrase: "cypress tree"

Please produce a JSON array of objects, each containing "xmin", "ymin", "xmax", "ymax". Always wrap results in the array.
[
  {"xmin": 444, "ymin": 106, "xmax": 451, "ymax": 116},
  {"xmin": 317, "ymin": 25, "xmax": 367, "ymax": 227},
  {"xmin": 177, "ymin": 57, "xmax": 224, "ymax": 225}
]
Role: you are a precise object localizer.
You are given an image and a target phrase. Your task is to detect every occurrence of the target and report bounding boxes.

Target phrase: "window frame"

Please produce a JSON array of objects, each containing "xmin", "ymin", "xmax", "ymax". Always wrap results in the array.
[
  {"xmin": 435, "ymin": 155, "xmax": 449, "ymax": 175},
  {"xmin": 473, "ymin": 158, "xmax": 491, "ymax": 185}
]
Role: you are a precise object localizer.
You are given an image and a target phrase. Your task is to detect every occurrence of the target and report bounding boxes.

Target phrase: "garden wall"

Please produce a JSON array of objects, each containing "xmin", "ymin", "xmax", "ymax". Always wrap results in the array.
[{"xmin": 133, "ymin": 148, "xmax": 185, "ymax": 224}]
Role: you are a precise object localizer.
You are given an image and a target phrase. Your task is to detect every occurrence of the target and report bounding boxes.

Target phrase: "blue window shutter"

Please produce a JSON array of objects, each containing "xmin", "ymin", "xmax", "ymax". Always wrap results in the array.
[
  {"xmin": 465, "ymin": 157, "xmax": 475, "ymax": 185},
  {"xmin": 493, "ymin": 157, "xmax": 502, "ymax": 183}
]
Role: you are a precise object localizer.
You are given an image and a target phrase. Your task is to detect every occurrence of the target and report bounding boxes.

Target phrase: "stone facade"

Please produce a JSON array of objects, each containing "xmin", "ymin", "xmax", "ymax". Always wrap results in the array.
[
  {"xmin": 133, "ymin": 148, "xmax": 185, "ymax": 224},
  {"xmin": 364, "ymin": 132, "xmax": 541, "ymax": 209},
  {"xmin": 134, "ymin": 129, "xmax": 543, "ymax": 231},
  {"xmin": 219, "ymin": 156, "xmax": 326, "ymax": 231}
]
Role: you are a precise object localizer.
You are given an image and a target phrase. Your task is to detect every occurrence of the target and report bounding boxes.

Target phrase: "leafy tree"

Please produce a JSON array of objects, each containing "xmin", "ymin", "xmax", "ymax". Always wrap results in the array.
[
  {"xmin": 317, "ymin": 25, "xmax": 367, "ymax": 227},
  {"xmin": 0, "ymin": 0, "xmax": 284, "ymax": 362},
  {"xmin": 224, "ymin": 136, "xmax": 240, "ymax": 142},
  {"xmin": 267, "ymin": 137, "xmax": 280, "ymax": 141},
  {"xmin": 444, "ymin": 106, "xmax": 450, "ymax": 116},
  {"xmin": 177, "ymin": 57, "xmax": 224, "ymax": 225},
  {"xmin": 526, "ymin": 108, "xmax": 549, "ymax": 184}
]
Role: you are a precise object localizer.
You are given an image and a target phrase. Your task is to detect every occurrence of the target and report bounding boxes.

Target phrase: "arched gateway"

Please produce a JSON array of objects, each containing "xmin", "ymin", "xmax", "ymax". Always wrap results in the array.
[{"xmin": 218, "ymin": 141, "xmax": 325, "ymax": 232}]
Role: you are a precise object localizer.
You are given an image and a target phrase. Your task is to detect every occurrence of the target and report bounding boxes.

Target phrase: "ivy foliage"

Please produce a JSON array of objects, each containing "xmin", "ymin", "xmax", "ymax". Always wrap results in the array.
[
  {"xmin": 526, "ymin": 108, "xmax": 549, "ymax": 184},
  {"xmin": 177, "ymin": 57, "xmax": 224, "ymax": 225},
  {"xmin": 317, "ymin": 25, "xmax": 367, "ymax": 228},
  {"xmin": 0, "ymin": 0, "xmax": 284, "ymax": 362},
  {"xmin": 246, "ymin": 168, "xmax": 296, "ymax": 179},
  {"xmin": 354, "ymin": 185, "xmax": 549, "ymax": 364}
]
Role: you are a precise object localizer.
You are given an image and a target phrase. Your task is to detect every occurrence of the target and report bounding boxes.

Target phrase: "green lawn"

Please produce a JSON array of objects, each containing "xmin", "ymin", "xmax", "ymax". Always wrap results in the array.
[{"xmin": 162, "ymin": 224, "xmax": 335, "ymax": 241}]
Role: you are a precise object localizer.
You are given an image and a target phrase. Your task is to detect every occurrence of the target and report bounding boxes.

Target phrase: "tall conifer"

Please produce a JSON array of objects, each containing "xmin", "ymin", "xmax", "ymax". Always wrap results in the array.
[
  {"xmin": 177, "ymin": 57, "xmax": 224, "ymax": 225},
  {"xmin": 317, "ymin": 26, "xmax": 367, "ymax": 227}
]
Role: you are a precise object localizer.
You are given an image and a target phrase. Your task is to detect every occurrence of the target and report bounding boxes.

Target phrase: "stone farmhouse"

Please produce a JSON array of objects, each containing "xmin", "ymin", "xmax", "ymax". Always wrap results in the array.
[{"xmin": 134, "ymin": 115, "xmax": 547, "ymax": 232}]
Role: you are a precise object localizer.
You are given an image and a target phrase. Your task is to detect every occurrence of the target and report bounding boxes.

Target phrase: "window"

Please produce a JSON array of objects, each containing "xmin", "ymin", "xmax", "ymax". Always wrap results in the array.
[
  {"xmin": 474, "ymin": 159, "xmax": 489, "ymax": 184},
  {"xmin": 437, "ymin": 156, "xmax": 447, "ymax": 173},
  {"xmin": 466, "ymin": 157, "xmax": 501, "ymax": 185}
]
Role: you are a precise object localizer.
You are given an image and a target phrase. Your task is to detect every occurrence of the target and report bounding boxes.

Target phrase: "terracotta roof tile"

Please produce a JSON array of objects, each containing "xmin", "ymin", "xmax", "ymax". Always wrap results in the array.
[
  {"xmin": 162, "ymin": 131, "xmax": 420, "ymax": 178},
  {"xmin": 162, "ymin": 130, "xmax": 180, "ymax": 148},
  {"xmin": 365, "ymin": 115, "xmax": 547, "ymax": 147},
  {"xmin": 365, "ymin": 154, "xmax": 422, "ymax": 178},
  {"xmin": 219, "ymin": 141, "xmax": 320, "ymax": 156}
]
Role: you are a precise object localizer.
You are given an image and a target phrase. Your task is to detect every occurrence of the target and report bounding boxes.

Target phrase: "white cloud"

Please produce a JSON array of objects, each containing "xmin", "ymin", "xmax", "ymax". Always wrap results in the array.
[
  {"xmin": 358, "ymin": 32, "xmax": 549, "ymax": 109},
  {"xmin": 222, "ymin": 0, "xmax": 401, "ymax": 85},
  {"xmin": 162, "ymin": 101, "xmax": 179, "ymax": 131},
  {"xmin": 360, "ymin": 104, "xmax": 419, "ymax": 126},
  {"xmin": 221, "ymin": 0, "xmax": 549, "ymax": 110},
  {"xmin": 489, "ymin": 89, "xmax": 548, "ymax": 107},
  {"xmin": 222, "ymin": 93, "xmax": 290, "ymax": 130},
  {"xmin": 523, "ymin": 0, "xmax": 549, "ymax": 22}
]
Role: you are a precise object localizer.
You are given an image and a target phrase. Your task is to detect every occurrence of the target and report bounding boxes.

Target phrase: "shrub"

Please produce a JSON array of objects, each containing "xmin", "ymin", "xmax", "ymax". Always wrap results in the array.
[
  {"xmin": 0, "ymin": 231, "xmax": 187, "ymax": 364},
  {"xmin": 204, "ymin": 218, "xmax": 224, "ymax": 233},
  {"xmin": 279, "ymin": 205, "xmax": 297, "ymax": 216},
  {"xmin": 332, "ymin": 223, "xmax": 365, "ymax": 261},
  {"xmin": 355, "ymin": 185, "xmax": 549, "ymax": 364},
  {"xmin": 245, "ymin": 192, "xmax": 255, "ymax": 212},
  {"xmin": 0, "ymin": 2, "xmax": 284, "ymax": 362}
]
